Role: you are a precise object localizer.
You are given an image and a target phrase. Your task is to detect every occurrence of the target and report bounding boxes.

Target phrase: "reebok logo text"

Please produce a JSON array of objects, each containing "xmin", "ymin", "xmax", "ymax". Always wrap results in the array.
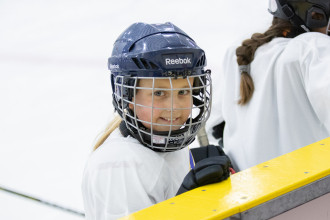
[{"xmin": 165, "ymin": 58, "xmax": 191, "ymax": 65}]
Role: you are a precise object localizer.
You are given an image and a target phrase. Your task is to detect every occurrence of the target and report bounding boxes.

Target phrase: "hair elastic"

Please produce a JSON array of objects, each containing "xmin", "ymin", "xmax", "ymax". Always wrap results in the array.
[{"xmin": 239, "ymin": 65, "xmax": 250, "ymax": 74}]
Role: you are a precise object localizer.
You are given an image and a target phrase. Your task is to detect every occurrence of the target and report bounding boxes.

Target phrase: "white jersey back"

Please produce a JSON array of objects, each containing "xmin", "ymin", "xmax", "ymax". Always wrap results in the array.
[{"xmin": 210, "ymin": 32, "xmax": 330, "ymax": 171}]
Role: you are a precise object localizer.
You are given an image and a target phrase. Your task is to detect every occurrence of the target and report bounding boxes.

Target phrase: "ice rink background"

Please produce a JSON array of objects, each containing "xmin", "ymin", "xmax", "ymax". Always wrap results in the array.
[{"xmin": 0, "ymin": 0, "xmax": 271, "ymax": 219}]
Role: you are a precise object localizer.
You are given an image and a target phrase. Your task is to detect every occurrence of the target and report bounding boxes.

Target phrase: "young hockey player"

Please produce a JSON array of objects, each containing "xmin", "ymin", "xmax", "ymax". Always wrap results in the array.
[
  {"xmin": 209, "ymin": 0, "xmax": 330, "ymax": 171},
  {"xmin": 82, "ymin": 22, "xmax": 231, "ymax": 220}
]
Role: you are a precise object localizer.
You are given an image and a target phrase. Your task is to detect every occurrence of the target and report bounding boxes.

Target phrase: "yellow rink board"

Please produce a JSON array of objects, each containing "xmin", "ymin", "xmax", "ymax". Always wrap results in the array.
[{"xmin": 120, "ymin": 137, "xmax": 330, "ymax": 220}]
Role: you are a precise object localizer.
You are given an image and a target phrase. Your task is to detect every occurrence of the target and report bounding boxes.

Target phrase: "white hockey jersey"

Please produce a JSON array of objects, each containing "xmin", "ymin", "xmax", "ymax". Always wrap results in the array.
[
  {"xmin": 208, "ymin": 32, "xmax": 330, "ymax": 171},
  {"xmin": 82, "ymin": 128, "xmax": 190, "ymax": 220}
]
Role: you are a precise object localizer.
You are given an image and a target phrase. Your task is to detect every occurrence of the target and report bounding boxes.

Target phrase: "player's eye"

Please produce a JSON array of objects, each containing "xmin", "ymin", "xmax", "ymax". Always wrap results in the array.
[
  {"xmin": 178, "ymin": 90, "xmax": 190, "ymax": 95},
  {"xmin": 154, "ymin": 91, "xmax": 165, "ymax": 96}
]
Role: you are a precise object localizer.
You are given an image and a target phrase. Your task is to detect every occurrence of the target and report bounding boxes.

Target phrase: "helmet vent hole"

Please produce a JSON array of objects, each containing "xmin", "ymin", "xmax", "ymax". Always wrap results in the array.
[
  {"xmin": 132, "ymin": 58, "xmax": 159, "ymax": 70},
  {"xmin": 149, "ymin": 62, "xmax": 159, "ymax": 70},
  {"xmin": 196, "ymin": 55, "xmax": 206, "ymax": 67},
  {"xmin": 201, "ymin": 55, "xmax": 206, "ymax": 66},
  {"xmin": 132, "ymin": 58, "xmax": 143, "ymax": 69},
  {"xmin": 140, "ymin": 58, "xmax": 150, "ymax": 69},
  {"xmin": 196, "ymin": 60, "xmax": 201, "ymax": 67}
]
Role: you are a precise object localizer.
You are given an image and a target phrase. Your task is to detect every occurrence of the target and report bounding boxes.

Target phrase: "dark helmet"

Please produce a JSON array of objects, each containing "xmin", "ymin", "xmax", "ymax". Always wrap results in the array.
[
  {"xmin": 108, "ymin": 22, "xmax": 211, "ymax": 152},
  {"xmin": 269, "ymin": 0, "xmax": 330, "ymax": 32}
]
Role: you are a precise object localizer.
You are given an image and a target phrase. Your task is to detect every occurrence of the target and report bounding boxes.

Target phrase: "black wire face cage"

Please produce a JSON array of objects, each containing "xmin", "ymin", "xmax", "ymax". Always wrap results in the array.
[{"xmin": 112, "ymin": 72, "xmax": 212, "ymax": 152}]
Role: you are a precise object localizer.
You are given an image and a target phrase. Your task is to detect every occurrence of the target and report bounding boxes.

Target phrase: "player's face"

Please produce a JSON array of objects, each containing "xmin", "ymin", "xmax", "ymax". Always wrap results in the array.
[{"xmin": 129, "ymin": 77, "xmax": 194, "ymax": 132}]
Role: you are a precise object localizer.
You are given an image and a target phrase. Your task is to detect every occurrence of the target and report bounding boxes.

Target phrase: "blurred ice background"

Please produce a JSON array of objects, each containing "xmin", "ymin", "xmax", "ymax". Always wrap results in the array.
[{"xmin": 0, "ymin": 0, "xmax": 271, "ymax": 219}]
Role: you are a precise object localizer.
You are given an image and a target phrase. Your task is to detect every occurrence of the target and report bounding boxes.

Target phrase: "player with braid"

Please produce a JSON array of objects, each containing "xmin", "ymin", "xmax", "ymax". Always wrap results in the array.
[{"xmin": 209, "ymin": 0, "xmax": 330, "ymax": 171}]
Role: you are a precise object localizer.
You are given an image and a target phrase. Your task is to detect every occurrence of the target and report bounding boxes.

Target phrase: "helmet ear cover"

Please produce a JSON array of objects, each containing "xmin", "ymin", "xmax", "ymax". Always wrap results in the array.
[
  {"xmin": 192, "ymin": 69, "xmax": 211, "ymax": 95},
  {"xmin": 111, "ymin": 74, "xmax": 137, "ymax": 110},
  {"xmin": 306, "ymin": 6, "xmax": 329, "ymax": 28}
]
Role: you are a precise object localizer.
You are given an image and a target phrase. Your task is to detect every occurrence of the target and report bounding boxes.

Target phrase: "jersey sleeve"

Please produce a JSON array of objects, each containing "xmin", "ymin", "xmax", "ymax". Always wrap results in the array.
[
  {"xmin": 81, "ymin": 145, "xmax": 166, "ymax": 220},
  {"xmin": 300, "ymin": 34, "xmax": 330, "ymax": 133}
]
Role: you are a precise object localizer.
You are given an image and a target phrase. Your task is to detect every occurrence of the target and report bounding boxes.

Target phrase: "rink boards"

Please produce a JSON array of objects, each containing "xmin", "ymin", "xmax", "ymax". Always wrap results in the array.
[{"xmin": 120, "ymin": 137, "xmax": 330, "ymax": 220}]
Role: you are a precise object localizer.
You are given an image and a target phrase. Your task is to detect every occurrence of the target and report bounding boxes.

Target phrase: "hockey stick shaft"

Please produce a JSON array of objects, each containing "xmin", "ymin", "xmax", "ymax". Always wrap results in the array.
[{"xmin": 0, "ymin": 185, "xmax": 85, "ymax": 217}]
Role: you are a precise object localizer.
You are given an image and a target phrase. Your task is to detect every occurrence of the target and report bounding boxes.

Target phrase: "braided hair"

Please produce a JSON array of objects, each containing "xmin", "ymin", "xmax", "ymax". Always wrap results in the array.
[{"xmin": 236, "ymin": 18, "xmax": 298, "ymax": 105}]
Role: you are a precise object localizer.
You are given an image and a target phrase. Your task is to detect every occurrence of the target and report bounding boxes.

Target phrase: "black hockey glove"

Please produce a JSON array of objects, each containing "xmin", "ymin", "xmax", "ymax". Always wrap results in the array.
[
  {"xmin": 176, "ymin": 155, "xmax": 232, "ymax": 195},
  {"xmin": 212, "ymin": 121, "xmax": 225, "ymax": 139},
  {"xmin": 190, "ymin": 144, "xmax": 226, "ymax": 163}
]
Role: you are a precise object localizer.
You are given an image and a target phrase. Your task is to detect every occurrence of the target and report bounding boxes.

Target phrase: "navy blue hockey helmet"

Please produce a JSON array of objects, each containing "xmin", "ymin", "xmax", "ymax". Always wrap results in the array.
[
  {"xmin": 269, "ymin": 0, "xmax": 330, "ymax": 32},
  {"xmin": 108, "ymin": 22, "xmax": 206, "ymax": 78},
  {"xmin": 108, "ymin": 22, "xmax": 211, "ymax": 152}
]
